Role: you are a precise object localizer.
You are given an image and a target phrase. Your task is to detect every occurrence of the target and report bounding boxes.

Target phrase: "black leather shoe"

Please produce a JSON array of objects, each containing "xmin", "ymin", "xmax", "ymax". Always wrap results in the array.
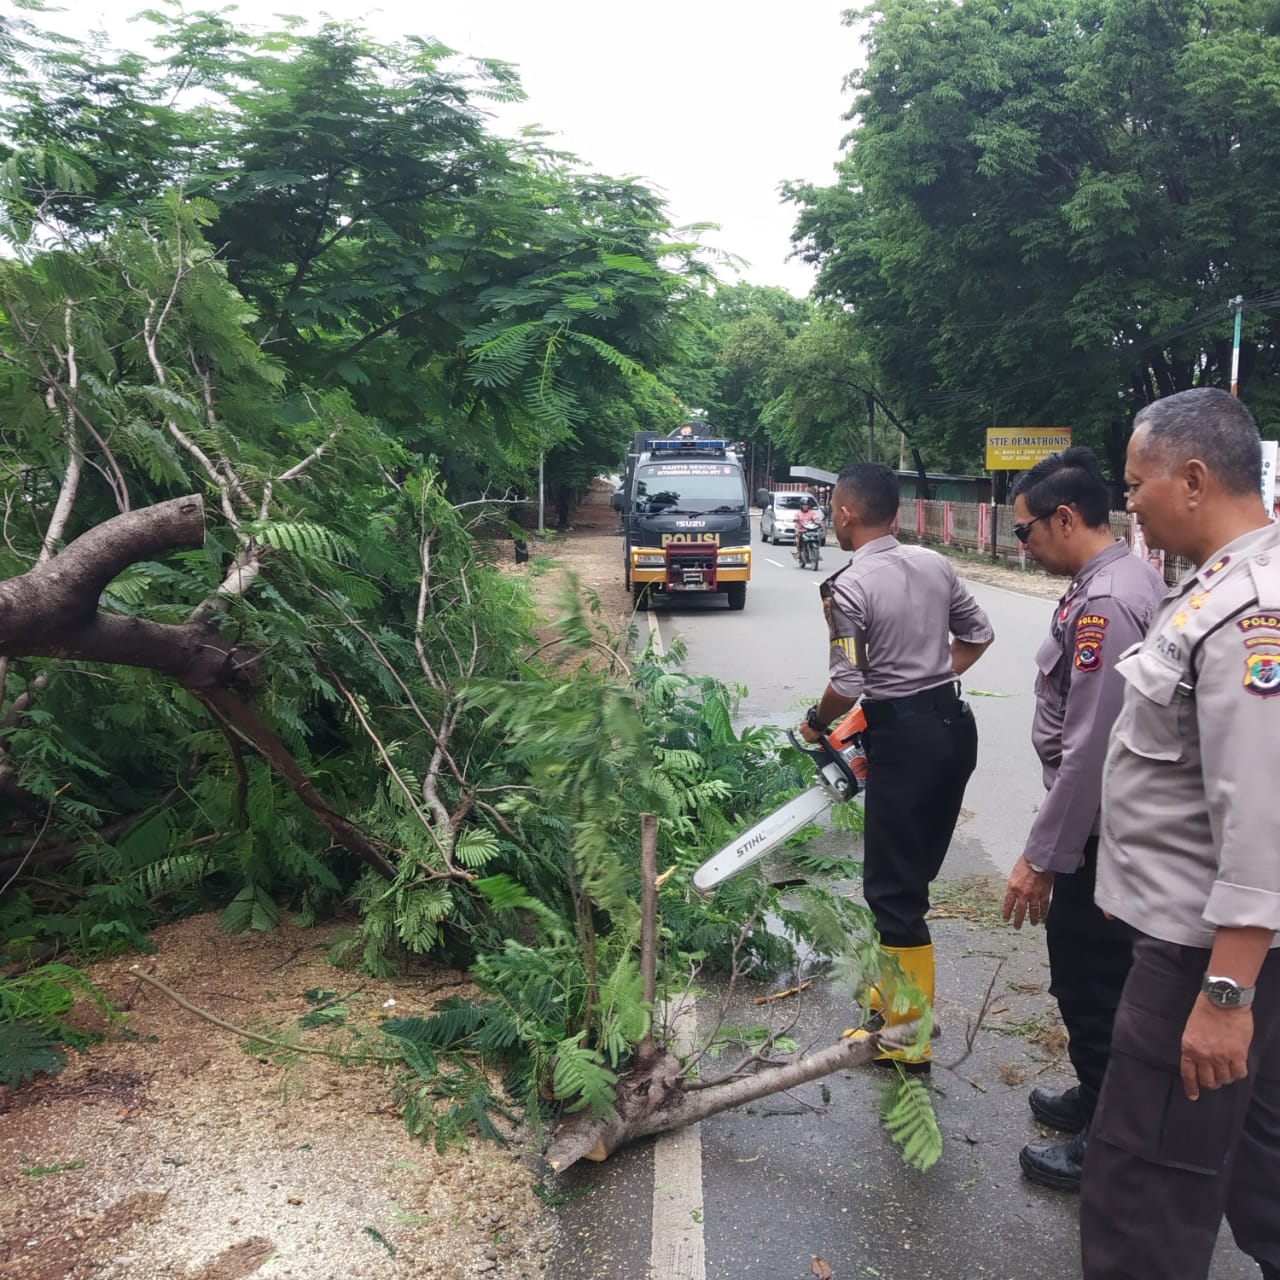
[
  {"xmin": 1028, "ymin": 1084, "xmax": 1089, "ymax": 1134},
  {"xmin": 1019, "ymin": 1130, "xmax": 1086, "ymax": 1192}
]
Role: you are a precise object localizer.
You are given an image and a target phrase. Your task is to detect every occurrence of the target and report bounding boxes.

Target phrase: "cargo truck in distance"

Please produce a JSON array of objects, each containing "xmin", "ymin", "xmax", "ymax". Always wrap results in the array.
[{"xmin": 610, "ymin": 427, "xmax": 752, "ymax": 610}]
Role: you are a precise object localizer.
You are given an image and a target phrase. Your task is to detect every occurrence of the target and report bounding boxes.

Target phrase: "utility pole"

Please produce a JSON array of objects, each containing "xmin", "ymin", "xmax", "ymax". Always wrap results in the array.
[{"xmin": 1229, "ymin": 295, "xmax": 1244, "ymax": 397}]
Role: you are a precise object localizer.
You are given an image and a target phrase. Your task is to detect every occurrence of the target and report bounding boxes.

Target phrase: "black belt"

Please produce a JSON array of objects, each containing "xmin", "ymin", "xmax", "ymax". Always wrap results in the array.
[{"xmin": 861, "ymin": 682, "xmax": 961, "ymax": 727}]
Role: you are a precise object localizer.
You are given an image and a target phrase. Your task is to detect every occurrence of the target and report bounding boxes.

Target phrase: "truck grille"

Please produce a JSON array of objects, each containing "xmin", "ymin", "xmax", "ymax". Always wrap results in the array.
[{"xmin": 665, "ymin": 541, "xmax": 718, "ymax": 589}]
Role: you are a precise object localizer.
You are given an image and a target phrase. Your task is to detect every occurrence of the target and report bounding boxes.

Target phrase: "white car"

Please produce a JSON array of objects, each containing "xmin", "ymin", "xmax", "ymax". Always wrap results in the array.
[{"xmin": 760, "ymin": 492, "xmax": 813, "ymax": 544}]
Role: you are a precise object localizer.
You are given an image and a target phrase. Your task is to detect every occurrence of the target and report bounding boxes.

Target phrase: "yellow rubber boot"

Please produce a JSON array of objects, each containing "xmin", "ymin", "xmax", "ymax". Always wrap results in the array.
[{"xmin": 843, "ymin": 943, "xmax": 934, "ymax": 1067}]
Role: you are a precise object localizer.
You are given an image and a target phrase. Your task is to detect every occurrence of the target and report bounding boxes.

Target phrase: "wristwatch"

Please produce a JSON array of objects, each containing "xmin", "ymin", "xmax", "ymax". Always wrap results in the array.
[
  {"xmin": 1201, "ymin": 974, "xmax": 1256, "ymax": 1009},
  {"xmin": 805, "ymin": 705, "xmax": 828, "ymax": 732}
]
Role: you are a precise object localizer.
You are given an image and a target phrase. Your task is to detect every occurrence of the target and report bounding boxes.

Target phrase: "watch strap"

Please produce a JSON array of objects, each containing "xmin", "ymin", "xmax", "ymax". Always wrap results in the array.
[{"xmin": 1202, "ymin": 974, "xmax": 1256, "ymax": 1009}]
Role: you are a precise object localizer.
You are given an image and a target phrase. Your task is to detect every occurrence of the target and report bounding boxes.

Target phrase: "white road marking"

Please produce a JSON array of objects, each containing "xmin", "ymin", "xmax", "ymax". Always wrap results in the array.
[
  {"xmin": 650, "ymin": 998, "xmax": 705, "ymax": 1280},
  {"xmin": 766, "ymin": 558, "xmax": 789, "ymax": 568}
]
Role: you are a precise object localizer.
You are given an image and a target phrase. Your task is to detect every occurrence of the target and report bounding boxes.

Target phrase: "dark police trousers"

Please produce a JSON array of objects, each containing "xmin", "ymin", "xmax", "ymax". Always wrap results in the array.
[
  {"xmin": 1045, "ymin": 836, "xmax": 1133, "ymax": 1114},
  {"xmin": 861, "ymin": 684, "xmax": 977, "ymax": 948},
  {"xmin": 1081, "ymin": 938, "xmax": 1280, "ymax": 1280}
]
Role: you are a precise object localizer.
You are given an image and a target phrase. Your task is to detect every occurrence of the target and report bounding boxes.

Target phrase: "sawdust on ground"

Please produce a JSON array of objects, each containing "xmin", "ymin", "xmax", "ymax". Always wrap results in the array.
[{"xmin": 0, "ymin": 915, "xmax": 555, "ymax": 1280}]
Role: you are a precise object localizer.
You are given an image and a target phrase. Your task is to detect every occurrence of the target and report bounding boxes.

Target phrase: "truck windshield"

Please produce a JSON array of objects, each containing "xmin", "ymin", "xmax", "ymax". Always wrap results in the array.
[{"xmin": 635, "ymin": 463, "xmax": 745, "ymax": 513}]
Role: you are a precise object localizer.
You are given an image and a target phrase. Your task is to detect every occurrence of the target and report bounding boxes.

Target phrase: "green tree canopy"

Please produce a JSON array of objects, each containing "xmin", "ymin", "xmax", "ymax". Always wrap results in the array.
[{"xmin": 789, "ymin": 0, "xmax": 1280, "ymax": 474}]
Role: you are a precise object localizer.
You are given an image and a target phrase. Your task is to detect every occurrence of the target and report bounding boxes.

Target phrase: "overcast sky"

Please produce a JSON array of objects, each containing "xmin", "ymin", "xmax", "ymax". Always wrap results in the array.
[{"xmin": 73, "ymin": 0, "xmax": 862, "ymax": 296}]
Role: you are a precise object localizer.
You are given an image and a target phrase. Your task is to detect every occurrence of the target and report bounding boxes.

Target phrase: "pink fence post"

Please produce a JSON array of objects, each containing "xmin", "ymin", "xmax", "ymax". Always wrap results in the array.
[
  {"xmin": 943, "ymin": 500, "xmax": 953, "ymax": 545},
  {"xmin": 977, "ymin": 502, "xmax": 988, "ymax": 552},
  {"xmin": 915, "ymin": 498, "xmax": 924, "ymax": 537}
]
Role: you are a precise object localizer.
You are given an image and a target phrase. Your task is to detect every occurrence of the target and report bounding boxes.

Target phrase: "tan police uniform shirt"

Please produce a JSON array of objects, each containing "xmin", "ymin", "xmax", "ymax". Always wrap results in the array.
[
  {"xmin": 822, "ymin": 535, "xmax": 994, "ymax": 702},
  {"xmin": 1024, "ymin": 541, "xmax": 1166, "ymax": 874},
  {"xmin": 1096, "ymin": 521, "xmax": 1280, "ymax": 948}
]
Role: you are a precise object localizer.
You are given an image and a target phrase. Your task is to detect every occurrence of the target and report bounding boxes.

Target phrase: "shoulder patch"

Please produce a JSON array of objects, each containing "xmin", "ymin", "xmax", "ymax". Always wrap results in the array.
[
  {"xmin": 1243, "ymin": 651, "xmax": 1280, "ymax": 697},
  {"xmin": 1074, "ymin": 612, "xmax": 1108, "ymax": 671},
  {"xmin": 1203, "ymin": 555, "xmax": 1231, "ymax": 581},
  {"xmin": 1074, "ymin": 639, "xmax": 1102, "ymax": 672}
]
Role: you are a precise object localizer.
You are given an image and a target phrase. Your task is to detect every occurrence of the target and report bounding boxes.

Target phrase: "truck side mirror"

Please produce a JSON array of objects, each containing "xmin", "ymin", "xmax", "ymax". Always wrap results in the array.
[
  {"xmin": 754, "ymin": 488, "xmax": 770, "ymax": 509},
  {"xmin": 610, "ymin": 489, "xmax": 624, "ymax": 511}
]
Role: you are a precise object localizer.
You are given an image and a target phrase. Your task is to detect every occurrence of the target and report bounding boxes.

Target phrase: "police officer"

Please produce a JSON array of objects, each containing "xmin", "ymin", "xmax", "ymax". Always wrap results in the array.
[
  {"xmin": 1081, "ymin": 388, "xmax": 1280, "ymax": 1280},
  {"xmin": 999, "ymin": 447, "xmax": 1165, "ymax": 1190},
  {"xmin": 800, "ymin": 462, "xmax": 994, "ymax": 1065}
]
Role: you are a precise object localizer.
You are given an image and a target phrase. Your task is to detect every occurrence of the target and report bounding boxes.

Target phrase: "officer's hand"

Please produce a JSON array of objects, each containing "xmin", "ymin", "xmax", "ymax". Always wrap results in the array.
[
  {"xmin": 1001, "ymin": 857, "xmax": 1055, "ymax": 929},
  {"xmin": 798, "ymin": 721, "xmax": 823, "ymax": 744},
  {"xmin": 1180, "ymin": 998, "xmax": 1253, "ymax": 1101}
]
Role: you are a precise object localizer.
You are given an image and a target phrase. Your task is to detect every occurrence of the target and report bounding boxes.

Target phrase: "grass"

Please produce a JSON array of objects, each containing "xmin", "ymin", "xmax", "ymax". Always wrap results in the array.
[{"xmin": 21, "ymin": 1160, "xmax": 85, "ymax": 1176}]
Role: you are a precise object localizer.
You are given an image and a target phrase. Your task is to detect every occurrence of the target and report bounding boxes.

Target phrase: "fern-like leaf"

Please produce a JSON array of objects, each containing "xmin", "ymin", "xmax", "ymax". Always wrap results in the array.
[
  {"xmin": 879, "ymin": 1073, "xmax": 942, "ymax": 1171},
  {"xmin": 0, "ymin": 1021, "xmax": 67, "ymax": 1087}
]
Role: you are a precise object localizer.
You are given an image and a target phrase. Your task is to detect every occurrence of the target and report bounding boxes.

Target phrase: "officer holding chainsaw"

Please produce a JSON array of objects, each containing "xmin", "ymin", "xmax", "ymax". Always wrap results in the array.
[
  {"xmin": 800, "ymin": 462, "xmax": 993, "ymax": 1065},
  {"xmin": 1000, "ymin": 447, "xmax": 1165, "ymax": 1192}
]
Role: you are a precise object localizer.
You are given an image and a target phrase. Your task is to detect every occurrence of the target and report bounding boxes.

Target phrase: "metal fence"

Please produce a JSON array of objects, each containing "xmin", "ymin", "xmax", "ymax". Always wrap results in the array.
[{"xmin": 892, "ymin": 499, "xmax": 1191, "ymax": 586}]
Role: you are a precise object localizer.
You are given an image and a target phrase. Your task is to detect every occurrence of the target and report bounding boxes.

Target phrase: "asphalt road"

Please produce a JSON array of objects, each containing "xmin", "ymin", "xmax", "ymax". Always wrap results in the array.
[{"xmin": 545, "ymin": 529, "xmax": 1257, "ymax": 1280}]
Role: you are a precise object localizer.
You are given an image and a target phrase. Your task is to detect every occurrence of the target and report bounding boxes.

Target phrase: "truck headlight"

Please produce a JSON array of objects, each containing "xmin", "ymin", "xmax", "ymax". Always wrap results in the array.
[
  {"xmin": 635, "ymin": 554, "xmax": 666, "ymax": 568},
  {"xmin": 717, "ymin": 552, "xmax": 748, "ymax": 566}
]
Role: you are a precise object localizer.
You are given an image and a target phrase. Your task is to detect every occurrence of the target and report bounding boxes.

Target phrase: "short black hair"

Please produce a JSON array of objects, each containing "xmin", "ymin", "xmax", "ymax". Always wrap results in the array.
[
  {"xmin": 835, "ymin": 462, "xmax": 899, "ymax": 524},
  {"xmin": 1012, "ymin": 446, "xmax": 1111, "ymax": 528},
  {"xmin": 1133, "ymin": 388, "xmax": 1262, "ymax": 497}
]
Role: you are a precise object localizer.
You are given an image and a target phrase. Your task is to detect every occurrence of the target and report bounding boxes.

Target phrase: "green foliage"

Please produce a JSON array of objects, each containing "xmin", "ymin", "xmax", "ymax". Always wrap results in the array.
[
  {"xmin": 788, "ymin": 0, "xmax": 1280, "ymax": 474},
  {"xmin": 0, "ymin": 1021, "xmax": 67, "ymax": 1089},
  {"xmin": 879, "ymin": 1072, "xmax": 943, "ymax": 1171},
  {"xmin": 0, "ymin": 963, "xmax": 116, "ymax": 1086}
]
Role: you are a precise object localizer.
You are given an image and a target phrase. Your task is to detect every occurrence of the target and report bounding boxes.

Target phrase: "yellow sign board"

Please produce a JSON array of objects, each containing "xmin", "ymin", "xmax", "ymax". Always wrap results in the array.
[{"xmin": 985, "ymin": 428, "xmax": 1072, "ymax": 470}]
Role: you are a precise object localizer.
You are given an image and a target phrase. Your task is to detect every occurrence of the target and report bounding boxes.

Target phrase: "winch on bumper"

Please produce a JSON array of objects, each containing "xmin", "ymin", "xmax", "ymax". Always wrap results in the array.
[{"xmin": 630, "ymin": 541, "xmax": 750, "ymax": 596}]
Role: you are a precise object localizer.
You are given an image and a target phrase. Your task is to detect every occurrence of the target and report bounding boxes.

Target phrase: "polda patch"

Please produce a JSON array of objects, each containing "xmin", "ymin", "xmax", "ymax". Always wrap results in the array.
[
  {"xmin": 1074, "ymin": 637, "xmax": 1103, "ymax": 672},
  {"xmin": 1073, "ymin": 613, "xmax": 1107, "ymax": 672},
  {"xmin": 1243, "ymin": 651, "xmax": 1280, "ymax": 697}
]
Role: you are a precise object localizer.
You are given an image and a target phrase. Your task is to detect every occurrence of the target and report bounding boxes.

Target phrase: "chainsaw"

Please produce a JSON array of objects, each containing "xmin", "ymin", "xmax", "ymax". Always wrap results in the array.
[{"xmin": 692, "ymin": 705, "xmax": 868, "ymax": 893}]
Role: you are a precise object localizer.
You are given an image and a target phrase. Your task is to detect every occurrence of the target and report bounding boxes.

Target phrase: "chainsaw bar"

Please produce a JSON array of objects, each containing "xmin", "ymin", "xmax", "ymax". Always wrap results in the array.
[
  {"xmin": 692, "ymin": 782, "xmax": 834, "ymax": 893},
  {"xmin": 692, "ymin": 707, "xmax": 868, "ymax": 894}
]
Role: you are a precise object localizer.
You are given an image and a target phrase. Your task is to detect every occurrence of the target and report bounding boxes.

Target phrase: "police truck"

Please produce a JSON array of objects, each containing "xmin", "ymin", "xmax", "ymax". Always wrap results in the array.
[{"xmin": 610, "ymin": 427, "xmax": 753, "ymax": 610}]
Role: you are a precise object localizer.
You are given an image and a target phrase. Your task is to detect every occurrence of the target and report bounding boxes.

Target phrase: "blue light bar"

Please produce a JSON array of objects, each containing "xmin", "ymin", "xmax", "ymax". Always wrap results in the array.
[{"xmin": 646, "ymin": 438, "xmax": 732, "ymax": 452}]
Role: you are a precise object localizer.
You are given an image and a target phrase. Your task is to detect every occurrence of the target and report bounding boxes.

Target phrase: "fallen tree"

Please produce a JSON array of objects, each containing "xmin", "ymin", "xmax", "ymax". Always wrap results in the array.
[
  {"xmin": 542, "ymin": 814, "xmax": 938, "ymax": 1173},
  {"xmin": 0, "ymin": 495, "xmax": 396, "ymax": 882},
  {"xmin": 545, "ymin": 1023, "xmax": 920, "ymax": 1172}
]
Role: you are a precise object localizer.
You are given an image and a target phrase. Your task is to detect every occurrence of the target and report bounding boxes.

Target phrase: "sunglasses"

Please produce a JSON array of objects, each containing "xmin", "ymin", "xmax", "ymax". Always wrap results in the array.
[{"xmin": 1013, "ymin": 513, "xmax": 1050, "ymax": 544}]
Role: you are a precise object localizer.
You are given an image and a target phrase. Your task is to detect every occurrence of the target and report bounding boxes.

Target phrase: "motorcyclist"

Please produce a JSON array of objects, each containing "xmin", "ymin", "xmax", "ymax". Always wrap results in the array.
[{"xmin": 794, "ymin": 495, "xmax": 824, "ymax": 561}]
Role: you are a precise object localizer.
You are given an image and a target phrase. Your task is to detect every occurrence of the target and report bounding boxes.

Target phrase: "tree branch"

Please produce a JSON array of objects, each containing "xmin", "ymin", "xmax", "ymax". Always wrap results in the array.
[{"xmin": 0, "ymin": 496, "xmax": 206, "ymax": 646}]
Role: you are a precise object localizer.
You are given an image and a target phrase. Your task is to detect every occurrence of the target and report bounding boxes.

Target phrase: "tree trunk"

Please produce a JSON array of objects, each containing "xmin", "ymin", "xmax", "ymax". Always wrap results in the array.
[{"xmin": 544, "ymin": 1024, "xmax": 917, "ymax": 1172}]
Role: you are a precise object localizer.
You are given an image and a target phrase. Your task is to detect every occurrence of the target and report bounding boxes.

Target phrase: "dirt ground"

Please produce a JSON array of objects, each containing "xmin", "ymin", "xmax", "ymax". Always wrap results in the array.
[
  {"xmin": 0, "ymin": 915, "xmax": 556, "ymax": 1280},
  {"xmin": 0, "ymin": 484, "xmax": 1058, "ymax": 1280}
]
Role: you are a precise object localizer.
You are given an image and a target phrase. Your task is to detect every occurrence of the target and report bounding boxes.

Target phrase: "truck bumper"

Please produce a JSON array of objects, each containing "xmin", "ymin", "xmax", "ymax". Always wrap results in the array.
[{"xmin": 631, "ymin": 546, "xmax": 751, "ymax": 590}]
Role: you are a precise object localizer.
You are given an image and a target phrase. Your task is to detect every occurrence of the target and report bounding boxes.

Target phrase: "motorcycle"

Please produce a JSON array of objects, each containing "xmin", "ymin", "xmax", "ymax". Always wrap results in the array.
[{"xmin": 796, "ymin": 517, "xmax": 825, "ymax": 571}]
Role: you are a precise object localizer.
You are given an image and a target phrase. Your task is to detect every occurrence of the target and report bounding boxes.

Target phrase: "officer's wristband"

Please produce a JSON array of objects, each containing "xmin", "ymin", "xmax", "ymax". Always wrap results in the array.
[{"xmin": 805, "ymin": 705, "xmax": 828, "ymax": 733}]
